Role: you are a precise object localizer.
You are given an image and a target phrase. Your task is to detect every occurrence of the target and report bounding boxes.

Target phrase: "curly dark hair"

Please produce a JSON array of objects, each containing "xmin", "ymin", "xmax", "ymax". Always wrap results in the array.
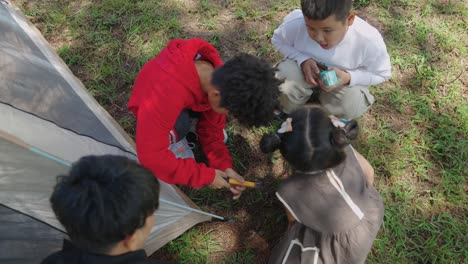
[{"xmin": 211, "ymin": 53, "xmax": 282, "ymax": 127}]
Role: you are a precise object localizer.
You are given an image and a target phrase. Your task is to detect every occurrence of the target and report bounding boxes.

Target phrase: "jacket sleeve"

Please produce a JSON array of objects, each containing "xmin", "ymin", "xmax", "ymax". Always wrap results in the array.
[
  {"xmin": 347, "ymin": 39, "xmax": 392, "ymax": 86},
  {"xmin": 134, "ymin": 80, "xmax": 216, "ymax": 188},
  {"xmin": 271, "ymin": 10, "xmax": 311, "ymax": 66},
  {"xmin": 196, "ymin": 110, "xmax": 233, "ymax": 171}
]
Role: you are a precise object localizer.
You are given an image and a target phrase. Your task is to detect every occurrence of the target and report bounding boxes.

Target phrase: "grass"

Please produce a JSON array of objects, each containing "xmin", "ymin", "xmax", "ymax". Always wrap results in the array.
[
  {"xmin": 222, "ymin": 249, "xmax": 256, "ymax": 263},
  {"xmin": 165, "ymin": 228, "xmax": 222, "ymax": 264},
  {"xmin": 11, "ymin": 0, "xmax": 467, "ymax": 263}
]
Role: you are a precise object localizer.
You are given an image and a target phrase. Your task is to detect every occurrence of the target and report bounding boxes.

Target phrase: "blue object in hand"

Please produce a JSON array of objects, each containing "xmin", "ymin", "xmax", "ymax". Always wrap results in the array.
[{"xmin": 319, "ymin": 70, "xmax": 339, "ymax": 86}]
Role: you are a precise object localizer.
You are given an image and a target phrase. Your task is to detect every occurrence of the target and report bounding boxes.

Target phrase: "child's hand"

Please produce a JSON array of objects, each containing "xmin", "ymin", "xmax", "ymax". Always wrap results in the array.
[
  {"xmin": 210, "ymin": 170, "xmax": 230, "ymax": 189},
  {"xmin": 319, "ymin": 67, "xmax": 351, "ymax": 92},
  {"xmin": 300, "ymin": 59, "xmax": 321, "ymax": 86},
  {"xmin": 225, "ymin": 168, "xmax": 246, "ymax": 200}
]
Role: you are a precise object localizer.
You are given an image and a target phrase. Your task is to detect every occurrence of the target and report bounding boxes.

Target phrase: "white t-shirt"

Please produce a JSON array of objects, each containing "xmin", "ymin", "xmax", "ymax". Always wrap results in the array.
[{"xmin": 272, "ymin": 9, "xmax": 392, "ymax": 86}]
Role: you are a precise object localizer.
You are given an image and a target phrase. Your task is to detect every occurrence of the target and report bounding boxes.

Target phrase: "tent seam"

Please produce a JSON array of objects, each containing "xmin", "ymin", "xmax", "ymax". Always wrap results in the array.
[
  {"xmin": 0, "ymin": 101, "xmax": 137, "ymax": 157},
  {"xmin": 0, "ymin": 204, "xmax": 67, "ymax": 235}
]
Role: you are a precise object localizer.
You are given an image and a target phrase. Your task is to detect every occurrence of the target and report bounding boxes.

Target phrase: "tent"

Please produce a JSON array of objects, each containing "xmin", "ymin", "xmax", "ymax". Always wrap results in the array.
[{"xmin": 0, "ymin": 2, "xmax": 215, "ymax": 263}]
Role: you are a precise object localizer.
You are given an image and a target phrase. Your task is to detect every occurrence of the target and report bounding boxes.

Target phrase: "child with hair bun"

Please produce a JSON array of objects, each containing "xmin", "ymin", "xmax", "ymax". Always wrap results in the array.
[{"xmin": 261, "ymin": 106, "xmax": 384, "ymax": 264}]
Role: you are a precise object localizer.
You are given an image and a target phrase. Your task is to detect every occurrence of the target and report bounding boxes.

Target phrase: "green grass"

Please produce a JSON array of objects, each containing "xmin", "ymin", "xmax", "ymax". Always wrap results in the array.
[
  {"xmin": 13, "ymin": 0, "xmax": 468, "ymax": 263},
  {"xmin": 20, "ymin": 0, "xmax": 185, "ymax": 124},
  {"xmin": 165, "ymin": 228, "xmax": 221, "ymax": 264},
  {"xmin": 222, "ymin": 249, "xmax": 256, "ymax": 263}
]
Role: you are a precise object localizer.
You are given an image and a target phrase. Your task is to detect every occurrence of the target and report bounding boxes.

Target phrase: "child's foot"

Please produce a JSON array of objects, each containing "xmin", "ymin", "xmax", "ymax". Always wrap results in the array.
[{"xmin": 186, "ymin": 131, "xmax": 198, "ymax": 145}]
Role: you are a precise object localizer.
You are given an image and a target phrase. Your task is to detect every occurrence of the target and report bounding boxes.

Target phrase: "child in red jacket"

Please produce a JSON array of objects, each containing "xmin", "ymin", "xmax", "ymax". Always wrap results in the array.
[{"xmin": 128, "ymin": 38, "xmax": 281, "ymax": 199}]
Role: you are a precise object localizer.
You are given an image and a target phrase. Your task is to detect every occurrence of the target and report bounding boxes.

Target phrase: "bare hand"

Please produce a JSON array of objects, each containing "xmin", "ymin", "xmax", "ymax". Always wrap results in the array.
[
  {"xmin": 225, "ymin": 168, "xmax": 246, "ymax": 200},
  {"xmin": 319, "ymin": 67, "xmax": 351, "ymax": 92},
  {"xmin": 301, "ymin": 59, "xmax": 320, "ymax": 86},
  {"xmin": 209, "ymin": 170, "xmax": 230, "ymax": 189}
]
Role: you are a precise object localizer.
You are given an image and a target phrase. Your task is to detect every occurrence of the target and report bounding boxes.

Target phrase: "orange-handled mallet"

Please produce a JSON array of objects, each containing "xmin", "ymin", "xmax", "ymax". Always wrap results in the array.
[{"xmin": 228, "ymin": 178, "xmax": 257, "ymax": 188}]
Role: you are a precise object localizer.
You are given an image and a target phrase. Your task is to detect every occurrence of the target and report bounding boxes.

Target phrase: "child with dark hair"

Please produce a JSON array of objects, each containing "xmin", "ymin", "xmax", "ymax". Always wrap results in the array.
[
  {"xmin": 261, "ymin": 106, "xmax": 384, "ymax": 264},
  {"xmin": 41, "ymin": 155, "xmax": 169, "ymax": 264},
  {"xmin": 128, "ymin": 38, "xmax": 281, "ymax": 199},
  {"xmin": 272, "ymin": 0, "xmax": 391, "ymax": 120}
]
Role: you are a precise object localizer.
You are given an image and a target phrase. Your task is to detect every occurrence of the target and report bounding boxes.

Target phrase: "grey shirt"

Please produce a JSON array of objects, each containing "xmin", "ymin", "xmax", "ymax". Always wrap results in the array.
[{"xmin": 270, "ymin": 145, "xmax": 384, "ymax": 264}]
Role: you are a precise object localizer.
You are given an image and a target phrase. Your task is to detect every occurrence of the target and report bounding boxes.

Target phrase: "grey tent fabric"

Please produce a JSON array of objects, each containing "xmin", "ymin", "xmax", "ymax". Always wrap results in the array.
[
  {"xmin": 0, "ymin": 205, "xmax": 68, "ymax": 264},
  {"xmin": 0, "ymin": 103, "xmax": 134, "ymax": 163},
  {"xmin": 0, "ymin": 136, "xmax": 68, "ymax": 264},
  {"xmin": 0, "ymin": 1, "xmax": 211, "ymax": 263},
  {"xmin": 0, "ymin": 1, "xmax": 129, "ymax": 150},
  {"xmin": 0, "ymin": 136, "xmax": 69, "ymax": 228}
]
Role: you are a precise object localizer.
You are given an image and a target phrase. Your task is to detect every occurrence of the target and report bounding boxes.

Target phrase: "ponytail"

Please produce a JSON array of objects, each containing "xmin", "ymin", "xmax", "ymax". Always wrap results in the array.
[
  {"xmin": 260, "ymin": 133, "xmax": 282, "ymax": 153},
  {"xmin": 260, "ymin": 117, "xmax": 292, "ymax": 153},
  {"xmin": 331, "ymin": 120, "xmax": 359, "ymax": 148},
  {"xmin": 344, "ymin": 120, "xmax": 359, "ymax": 140}
]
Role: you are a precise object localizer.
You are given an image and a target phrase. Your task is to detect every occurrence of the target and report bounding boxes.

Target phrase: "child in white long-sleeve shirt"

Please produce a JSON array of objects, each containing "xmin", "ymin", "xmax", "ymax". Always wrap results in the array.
[{"xmin": 272, "ymin": 0, "xmax": 391, "ymax": 120}]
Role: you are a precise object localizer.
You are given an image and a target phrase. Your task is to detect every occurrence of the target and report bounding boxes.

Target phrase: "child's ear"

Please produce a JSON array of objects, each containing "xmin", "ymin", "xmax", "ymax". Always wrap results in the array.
[
  {"xmin": 208, "ymin": 89, "xmax": 221, "ymax": 99},
  {"xmin": 122, "ymin": 233, "xmax": 138, "ymax": 251},
  {"xmin": 347, "ymin": 12, "xmax": 356, "ymax": 26},
  {"xmin": 207, "ymin": 89, "xmax": 222, "ymax": 107}
]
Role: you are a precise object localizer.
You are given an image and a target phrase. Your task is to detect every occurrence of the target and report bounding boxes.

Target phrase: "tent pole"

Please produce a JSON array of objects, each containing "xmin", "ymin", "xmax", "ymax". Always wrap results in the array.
[{"xmin": 158, "ymin": 198, "xmax": 224, "ymax": 221}]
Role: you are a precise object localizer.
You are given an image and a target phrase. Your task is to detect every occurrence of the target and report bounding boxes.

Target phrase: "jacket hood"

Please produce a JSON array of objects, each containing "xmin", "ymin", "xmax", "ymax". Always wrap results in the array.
[{"xmin": 151, "ymin": 38, "xmax": 223, "ymax": 111}]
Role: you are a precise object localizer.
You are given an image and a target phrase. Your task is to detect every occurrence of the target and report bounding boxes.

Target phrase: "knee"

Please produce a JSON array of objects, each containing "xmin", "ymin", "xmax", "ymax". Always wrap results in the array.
[
  {"xmin": 276, "ymin": 59, "xmax": 306, "ymax": 83},
  {"xmin": 320, "ymin": 103, "xmax": 360, "ymax": 120},
  {"xmin": 320, "ymin": 87, "xmax": 372, "ymax": 120},
  {"xmin": 338, "ymin": 105, "xmax": 367, "ymax": 120}
]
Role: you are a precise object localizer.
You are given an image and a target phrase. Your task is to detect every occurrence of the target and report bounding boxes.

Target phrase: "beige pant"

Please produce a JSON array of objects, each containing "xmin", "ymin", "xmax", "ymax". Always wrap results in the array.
[{"xmin": 275, "ymin": 59, "xmax": 375, "ymax": 120}]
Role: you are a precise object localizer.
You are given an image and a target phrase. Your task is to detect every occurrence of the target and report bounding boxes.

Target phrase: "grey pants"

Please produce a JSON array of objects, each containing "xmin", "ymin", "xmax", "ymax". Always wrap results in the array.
[
  {"xmin": 173, "ymin": 109, "xmax": 199, "ymax": 142},
  {"xmin": 275, "ymin": 59, "xmax": 375, "ymax": 120}
]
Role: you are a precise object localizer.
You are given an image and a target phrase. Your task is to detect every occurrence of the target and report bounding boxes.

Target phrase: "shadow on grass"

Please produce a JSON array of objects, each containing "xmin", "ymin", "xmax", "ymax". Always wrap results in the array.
[
  {"xmin": 20, "ymin": 0, "xmax": 188, "ymax": 136},
  {"xmin": 15, "ymin": 0, "xmax": 466, "ymax": 262},
  {"xmin": 168, "ymin": 129, "xmax": 286, "ymax": 263}
]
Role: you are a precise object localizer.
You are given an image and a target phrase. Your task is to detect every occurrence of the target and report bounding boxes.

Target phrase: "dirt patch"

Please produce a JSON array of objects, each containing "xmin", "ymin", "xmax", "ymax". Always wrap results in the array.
[{"xmin": 207, "ymin": 221, "xmax": 271, "ymax": 263}]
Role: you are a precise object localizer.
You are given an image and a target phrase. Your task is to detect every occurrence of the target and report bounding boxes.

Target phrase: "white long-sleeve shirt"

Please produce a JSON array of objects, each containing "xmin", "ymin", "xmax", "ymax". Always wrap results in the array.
[{"xmin": 272, "ymin": 10, "xmax": 392, "ymax": 86}]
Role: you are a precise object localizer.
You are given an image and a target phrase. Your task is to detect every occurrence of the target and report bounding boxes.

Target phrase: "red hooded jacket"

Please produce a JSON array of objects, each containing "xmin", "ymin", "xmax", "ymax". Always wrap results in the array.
[{"xmin": 128, "ymin": 38, "xmax": 232, "ymax": 187}]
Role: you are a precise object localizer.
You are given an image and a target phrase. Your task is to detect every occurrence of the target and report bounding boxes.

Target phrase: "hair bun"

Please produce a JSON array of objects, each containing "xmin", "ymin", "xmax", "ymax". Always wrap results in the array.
[
  {"xmin": 344, "ymin": 120, "xmax": 359, "ymax": 140},
  {"xmin": 331, "ymin": 128, "xmax": 348, "ymax": 147},
  {"xmin": 331, "ymin": 120, "xmax": 359, "ymax": 147},
  {"xmin": 260, "ymin": 133, "xmax": 281, "ymax": 153}
]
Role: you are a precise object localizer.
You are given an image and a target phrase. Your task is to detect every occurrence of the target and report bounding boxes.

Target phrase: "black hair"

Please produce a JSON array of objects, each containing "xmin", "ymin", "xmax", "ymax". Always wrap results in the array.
[
  {"xmin": 211, "ymin": 53, "xmax": 282, "ymax": 127},
  {"xmin": 301, "ymin": 0, "xmax": 353, "ymax": 22},
  {"xmin": 260, "ymin": 106, "xmax": 359, "ymax": 171},
  {"xmin": 50, "ymin": 155, "xmax": 160, "ymax": 253}
]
